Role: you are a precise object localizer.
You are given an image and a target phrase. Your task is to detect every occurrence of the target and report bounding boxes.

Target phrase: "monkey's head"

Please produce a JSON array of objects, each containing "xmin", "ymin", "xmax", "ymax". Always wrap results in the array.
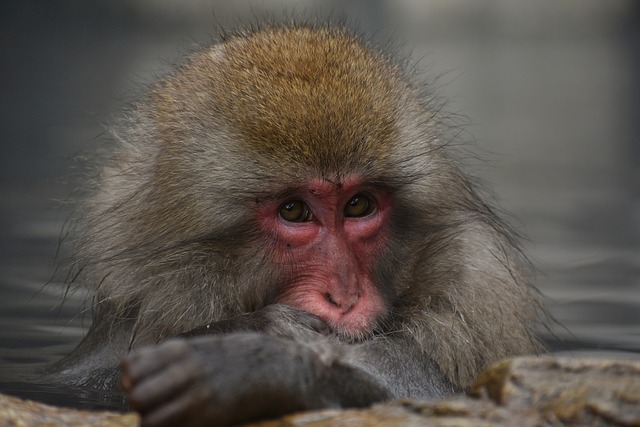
[
  {"xmin": 73, "ymin": 24, "xmax": 538, "ymax": 375},
  {"xmin": 149, "ymin": 26, "xmax": 420, "ymax": 338}
]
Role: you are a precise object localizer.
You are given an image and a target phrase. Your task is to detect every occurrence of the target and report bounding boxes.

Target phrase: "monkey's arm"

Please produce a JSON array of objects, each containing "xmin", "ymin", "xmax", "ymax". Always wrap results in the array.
[
  {"xmin": 121, "ymin": 332, "xmax": 455, "ymax": 427},
  {"xmin": 181, "ymin": 304, "xmax": 331, "ymax": 337},
  {"xmin": 121, "ymin": 333, "xmax": 389, "ymax": 427}
]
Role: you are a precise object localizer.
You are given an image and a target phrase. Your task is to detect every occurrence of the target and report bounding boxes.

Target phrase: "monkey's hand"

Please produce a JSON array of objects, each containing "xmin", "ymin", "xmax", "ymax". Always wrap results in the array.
[
  {"xmin": 181, "ymin": 304, "xmax": 331, "ymax": 338},
  {"xmin": 120, "ymin": 333, "xmax": 390, "ymax": 427}
]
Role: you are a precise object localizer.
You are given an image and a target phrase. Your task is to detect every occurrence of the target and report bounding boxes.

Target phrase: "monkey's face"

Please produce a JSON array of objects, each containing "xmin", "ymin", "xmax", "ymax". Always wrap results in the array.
[{"xmin": 256, "ymin": 177, "xmax": 392, "ymax": 339}]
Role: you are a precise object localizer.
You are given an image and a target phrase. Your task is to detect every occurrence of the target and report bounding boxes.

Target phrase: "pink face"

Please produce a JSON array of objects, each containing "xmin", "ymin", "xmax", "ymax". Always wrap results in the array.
[{"xmin": 257, "ymin": 178, "xmax": 392, "ymax": 338}]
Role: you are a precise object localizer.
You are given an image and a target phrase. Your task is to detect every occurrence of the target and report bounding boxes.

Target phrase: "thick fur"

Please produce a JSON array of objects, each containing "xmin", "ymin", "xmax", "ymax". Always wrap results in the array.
[{"xmin": 52, "ymin": 23, "xmax": 543, "ymax": 391}]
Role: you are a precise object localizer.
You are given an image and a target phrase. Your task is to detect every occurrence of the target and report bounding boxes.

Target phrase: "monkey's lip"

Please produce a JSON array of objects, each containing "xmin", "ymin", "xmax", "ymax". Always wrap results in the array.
[{"xmin": 282, "ymin": 293, "xmax": 383, "ymax": 338}]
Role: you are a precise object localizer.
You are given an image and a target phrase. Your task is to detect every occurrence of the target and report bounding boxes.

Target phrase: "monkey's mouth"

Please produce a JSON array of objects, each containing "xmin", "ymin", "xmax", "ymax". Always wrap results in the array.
[{"xmin": 278, "ymin": 290, "xmax": 386, "ymax": 340}]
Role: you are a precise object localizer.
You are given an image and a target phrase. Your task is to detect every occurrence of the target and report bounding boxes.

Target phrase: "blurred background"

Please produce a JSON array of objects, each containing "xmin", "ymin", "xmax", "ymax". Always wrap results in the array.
[{"xmin": 1, "ymin": 0, "xmax": 638, "ymax": 409}]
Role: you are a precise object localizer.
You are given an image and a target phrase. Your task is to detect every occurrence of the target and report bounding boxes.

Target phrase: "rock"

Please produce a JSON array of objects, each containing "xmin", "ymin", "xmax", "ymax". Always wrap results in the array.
[
  {"xmin": 0, "ymin": 393, "xmax": 138, "ymax": 427},
  {"xmin": 248, "ymin": 399, "xmax": 542, "ymax": 426},
  {"xmin": 469, "ymin": 357, "xmax": 640, "ymax": 426},
  {"xmin": 1, "ymin": 357, "xmax": 639, "ymax": 427}
]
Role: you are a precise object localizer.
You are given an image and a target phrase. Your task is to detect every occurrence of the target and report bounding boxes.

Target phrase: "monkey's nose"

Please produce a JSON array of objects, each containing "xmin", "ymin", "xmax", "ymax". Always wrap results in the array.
[{"xmin": 325, "ymin": 292, "xmax": 359, "ymax": 313}]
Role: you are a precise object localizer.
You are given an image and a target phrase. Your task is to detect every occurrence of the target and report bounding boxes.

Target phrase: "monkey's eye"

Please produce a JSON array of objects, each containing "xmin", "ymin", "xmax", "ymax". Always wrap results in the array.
[
  {"xmin": 344, "ymin": 194, "xmax": 374, "ymax": 218},
  {"xmin": 279, "ymin": 200, "xmax": 312, "ymax": 222}
]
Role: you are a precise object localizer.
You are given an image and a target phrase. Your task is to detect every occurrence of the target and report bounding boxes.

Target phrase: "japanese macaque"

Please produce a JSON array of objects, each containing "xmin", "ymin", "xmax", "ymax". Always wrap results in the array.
[{"xmin": 50, "ymin": 23, "xmax": 543, "ymax": 426}]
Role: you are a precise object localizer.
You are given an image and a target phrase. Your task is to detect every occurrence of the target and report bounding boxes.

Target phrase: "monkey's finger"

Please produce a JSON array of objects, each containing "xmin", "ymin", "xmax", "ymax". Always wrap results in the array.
[
  {"xmin": 121, "ymin": 339, "xmax": 191, "ymax": 386},
  {"xmin": 127, "ymin": 359, "xmax": 200, "ymax": 414}
]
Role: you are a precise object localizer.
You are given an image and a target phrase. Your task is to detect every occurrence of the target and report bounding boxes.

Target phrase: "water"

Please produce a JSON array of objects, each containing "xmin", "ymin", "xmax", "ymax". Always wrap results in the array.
[{"xmin": 1, "ymin": 0, "xmax": 638, "ymax": 410}]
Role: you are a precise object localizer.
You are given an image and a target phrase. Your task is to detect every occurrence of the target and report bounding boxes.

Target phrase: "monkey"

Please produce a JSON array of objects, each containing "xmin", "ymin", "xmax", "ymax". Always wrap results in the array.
[{"xmin": 48, "ymin": 23, "xmax": 543, "ymax": 426}]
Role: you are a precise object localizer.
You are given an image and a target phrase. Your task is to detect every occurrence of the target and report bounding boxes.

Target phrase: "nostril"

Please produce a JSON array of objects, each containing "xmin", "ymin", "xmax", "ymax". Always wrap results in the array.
[
  {"xmin": 325, "ymin": 292, "xmax": 360, "ymax": 312},
  {"xmin": 325, "ymin": 293, "xmax": 339, "ymax": 307}
]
